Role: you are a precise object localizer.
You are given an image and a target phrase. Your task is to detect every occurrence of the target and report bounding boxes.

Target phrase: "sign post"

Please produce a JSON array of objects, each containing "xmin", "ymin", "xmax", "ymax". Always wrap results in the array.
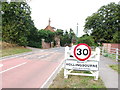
[{"xmin": 64, "ymin": 44, "xmax": 100, "ymax": 80}]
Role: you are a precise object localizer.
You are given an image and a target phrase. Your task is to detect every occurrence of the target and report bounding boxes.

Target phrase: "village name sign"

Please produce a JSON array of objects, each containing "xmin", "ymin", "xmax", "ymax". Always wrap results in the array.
[{"xmin": 64, "ymin": 43, "xmax": 100, "ymax": 80}]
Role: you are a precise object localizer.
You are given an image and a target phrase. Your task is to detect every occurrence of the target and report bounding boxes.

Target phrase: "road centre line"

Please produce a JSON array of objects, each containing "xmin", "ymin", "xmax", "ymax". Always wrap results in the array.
[
  {"xmin": 0, "ymin": 62, "xmax": 27, "ymax": 74},
  {"xmin": 38, "ymin": 54, "xmax": 49, "ymax": 58}
]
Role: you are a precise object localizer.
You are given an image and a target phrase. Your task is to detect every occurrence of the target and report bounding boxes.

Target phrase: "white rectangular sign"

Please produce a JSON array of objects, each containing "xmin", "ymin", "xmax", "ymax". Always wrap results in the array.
[{"xmin": 65, "ymin": 60, "xmax": 99, "ymax": 71}]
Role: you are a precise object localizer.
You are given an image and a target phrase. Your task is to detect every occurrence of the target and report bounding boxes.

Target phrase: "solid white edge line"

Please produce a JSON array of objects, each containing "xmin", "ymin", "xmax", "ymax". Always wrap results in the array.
[
  {"xmin": 40, "ymin": 58, "xmax": 64, "ymax": 88},
  {"xmin": 0, "ymin": 62, "xmax": 27, "ymax": 74}
]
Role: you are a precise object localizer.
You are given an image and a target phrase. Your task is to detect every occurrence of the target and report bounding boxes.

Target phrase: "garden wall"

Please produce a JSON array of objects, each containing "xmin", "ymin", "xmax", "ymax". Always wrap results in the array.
[{"xmin": 102, "ymin": 43, "xmax": 120, "ymax": 53}]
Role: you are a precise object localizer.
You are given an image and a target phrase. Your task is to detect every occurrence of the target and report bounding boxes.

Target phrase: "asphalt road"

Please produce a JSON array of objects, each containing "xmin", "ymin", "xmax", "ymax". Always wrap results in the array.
[{"xmin": 0, "ymin": 47, "xmax": 65, "ymax": 88}]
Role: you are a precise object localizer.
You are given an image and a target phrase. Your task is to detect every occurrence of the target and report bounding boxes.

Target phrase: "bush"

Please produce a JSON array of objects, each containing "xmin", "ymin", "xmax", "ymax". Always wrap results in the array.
[
  {"xmin": 38, "ymin": 30, "xmax": 55, "ymax": 43},
  {"xmin": 103, "ymin": 53, "xmax": 108, "ymax": 57},
  {"xmin": 17, "ymin": 37, "xmax": 28, "ymax": 46},
  {"xmin": 77, "ymin": 34, "xmax": 98, "ymax": 46},
  {"xmin": 28, "ymin": 41, "xmax": 41, "ymax": 48}
]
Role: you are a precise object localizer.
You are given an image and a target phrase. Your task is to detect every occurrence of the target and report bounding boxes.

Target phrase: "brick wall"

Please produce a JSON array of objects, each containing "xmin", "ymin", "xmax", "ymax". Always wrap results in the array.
[
  {"xmin": 42, "ymin": 39, "xmax": 51, "ymax": 49},
  {"xmin": 102, "ymin": 43, "xmax": 120, "ymax": 53}
]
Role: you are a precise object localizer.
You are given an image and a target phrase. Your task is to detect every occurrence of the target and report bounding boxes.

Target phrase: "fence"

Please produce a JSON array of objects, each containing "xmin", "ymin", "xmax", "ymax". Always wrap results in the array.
[
  {"xmin": 64, "ymin": 46, "xmax": 100, "ymax": 80},
  {"xmin": 102, "ymin": 47, "xmax": 120, "ymax": 61},
  {"xmin": 90, "ymin": 46, "xmax": 120, "ymax": 61}
]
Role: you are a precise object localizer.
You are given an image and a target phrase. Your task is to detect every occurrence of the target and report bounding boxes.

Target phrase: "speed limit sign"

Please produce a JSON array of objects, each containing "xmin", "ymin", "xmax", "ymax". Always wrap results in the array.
[{"xmin": 74, "ymin": 43, "xmax": 91, "ymax": 61}]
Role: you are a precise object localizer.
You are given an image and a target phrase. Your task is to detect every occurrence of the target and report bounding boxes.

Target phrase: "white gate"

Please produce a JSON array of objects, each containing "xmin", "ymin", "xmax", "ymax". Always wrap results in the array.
[{"xmin": 64, "ymin": 46, "xmax": 100, "ymax": 80}]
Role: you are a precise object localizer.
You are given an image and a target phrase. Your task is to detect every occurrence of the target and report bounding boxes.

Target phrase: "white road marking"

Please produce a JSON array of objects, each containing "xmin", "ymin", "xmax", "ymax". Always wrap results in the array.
[
  {"xmin": 38, "ymin": 54, "xmax": 49, "ymax": 58},
  {"xmin": 0, "ymin": 62, "xmax": 27, "ymax": 74},
  {"xmin": 0, "ymin": 64, "xmax": 3, "ymax": 67},
  {"xmin": 40, "ymin": 56, "xmax": 45, "ymax": 58},
  {"xmin": 40, "ymin": 58, "xmax": 64, "ymax": 88},
  {"xmin": 0, "ymin": 52, "xmax": 33, "ymax": 61}
]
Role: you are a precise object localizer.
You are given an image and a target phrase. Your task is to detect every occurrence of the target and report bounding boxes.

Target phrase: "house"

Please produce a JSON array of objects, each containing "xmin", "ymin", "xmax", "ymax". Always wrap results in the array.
[{"xmin": 42, "ymin": 18, "xmax": 60, "ymax": 49}]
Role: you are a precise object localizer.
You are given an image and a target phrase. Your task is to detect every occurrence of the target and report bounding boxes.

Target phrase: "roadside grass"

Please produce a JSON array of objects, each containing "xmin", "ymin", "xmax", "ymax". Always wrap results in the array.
[
  {"xmin": 1, "ymin": 47, "xmax": 32, "ymax": 57},
  {"xmin": 103, "ymin": 53, "xmax": 120, "ymax": 61},
  {"xmin": 49, "ymin": 69, "xmax": 106, "ymax": 88},
  {"xmin": 109, "ymin": 64, "xmax": 120, "ymax": 73}
]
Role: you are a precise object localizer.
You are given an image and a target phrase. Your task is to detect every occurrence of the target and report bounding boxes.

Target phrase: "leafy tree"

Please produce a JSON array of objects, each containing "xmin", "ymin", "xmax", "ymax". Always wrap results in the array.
[
  {"xmin": 55, "ymin": 29, "xmax": 63, "ymax": 36},
  {"xmin": 2, "ymin": 2, "xmax": 34, "ymax": 46},
  {"xmin": 111, "ymin": 31, "xmax": 120, "ymax": 43},
  {"xmin": 27, "ymin": 24, "xmax": 41, "ymax": 48},
  {"xmin": 38, "ymin": 29, "xmax": 55, "ymax": 43},
  {"xmin": 84, "ymin": 3, "xmax": 120, "ymax": 43},
  {"xmin": 77, "ymin": 34, "xmax": 98, "ymax": 46},
  {"xmin": 60, "ymin": 29, "xmax": 76, "ymax": 46}
]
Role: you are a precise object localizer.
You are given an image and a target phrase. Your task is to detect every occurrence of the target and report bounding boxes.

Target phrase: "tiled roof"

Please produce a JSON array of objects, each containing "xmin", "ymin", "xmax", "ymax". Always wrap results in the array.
[
  {"xmin": 44, "ymin": 25, "xmax": 55, "ymax": 32},
  {"xmin": 44, "ymin": 18, "xmax": 55, "ymax": 32}
]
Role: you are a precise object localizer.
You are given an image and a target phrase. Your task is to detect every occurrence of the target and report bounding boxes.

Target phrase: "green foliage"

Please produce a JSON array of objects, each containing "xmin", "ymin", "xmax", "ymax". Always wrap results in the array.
[
  {"xmin": 38, "ymin": 29, "xmax": 55, "ymax": 43},
  {"xmin": 110, "ymin": 65, "xmax": 119, "ymax": 73},
  {"xmin": 55, "ymin": 29, "xmax": 64, "ymax": 36},
  {"xmin": 111, "ymin": 31, "xmax": 120, "ymax": 43},
  {"xmin": 60, "ymin": 31, "xmax": 70, "ymax": 46},
  {"xmin": 60, "ymin": 29, "xmax": 76, "ymax": 46},
  {"xmin": 77, "ymin": 34, "xmax": 98, "ymax": 46},
  {"xmin": 2, "ymin": 2, "xmax": 35, "ymax": 46},
  {"xmin": 84, "ymin": 3, "xmax": 120, "ymax": 43},
  {"xmin": 2, "ymin": 46, "xmax": 32, "ymax": 57},
  {"xmin": 27, "ymin": 24, "xmax": 41, "ymax": 48}
]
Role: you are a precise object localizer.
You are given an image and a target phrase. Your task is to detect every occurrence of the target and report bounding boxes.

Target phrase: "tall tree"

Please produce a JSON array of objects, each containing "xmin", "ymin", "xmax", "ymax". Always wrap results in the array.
[
  {"xmin": 84, "ymin": 3, "xmax": 120, "ymax": 43},
  {"xmin": 38, "ymin": 29, "xmax": 55, "ymax": 43},
  {"xmin": 2, "ymin": 2, "xmax": 34, "ymax": 46}
]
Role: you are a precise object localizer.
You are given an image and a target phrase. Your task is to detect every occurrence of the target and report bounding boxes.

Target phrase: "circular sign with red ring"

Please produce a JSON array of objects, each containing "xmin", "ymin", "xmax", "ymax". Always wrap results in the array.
[{"xmin": 74, "ymin": 43, "xmax": 91, "ymax": 61}]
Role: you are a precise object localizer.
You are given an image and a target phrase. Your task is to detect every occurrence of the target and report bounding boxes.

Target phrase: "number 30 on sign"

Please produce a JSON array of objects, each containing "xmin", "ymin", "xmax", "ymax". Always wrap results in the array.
[{"xmin": 74, "ymin": 43, "xmax": 91, "ymax": 61}]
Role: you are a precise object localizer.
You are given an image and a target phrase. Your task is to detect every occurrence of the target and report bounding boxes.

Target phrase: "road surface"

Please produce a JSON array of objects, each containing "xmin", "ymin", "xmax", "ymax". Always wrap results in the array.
[{"xmin": 0, "ymin": 47, "xmax": 64, "ymax": 88}]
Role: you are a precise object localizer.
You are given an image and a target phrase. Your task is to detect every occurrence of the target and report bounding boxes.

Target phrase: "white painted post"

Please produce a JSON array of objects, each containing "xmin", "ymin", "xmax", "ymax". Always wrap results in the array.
[
  {"xmin": 64, "ymin": 46, "xmax": 69, "ymax": 78},
  {"xmin": 65, "ymin": 46, "xmax": 69, "ymax": 60},
  {"xmin": 94, "ymin": 71, "xmax": 99, "ymax": 80},
  {"xmin": 116, "ymin": 48, "xmax": 118, "ymax": 61},
  {"xmin": 96, "ymin": 47, "xmax": 100, "ymax": 61},
  {"xmin": 94, "ymin": 47, "xmax": 100, "ymax": 80}
]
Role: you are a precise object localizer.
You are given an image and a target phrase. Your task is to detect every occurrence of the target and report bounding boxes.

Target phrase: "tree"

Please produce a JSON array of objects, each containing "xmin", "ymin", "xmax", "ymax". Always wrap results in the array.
[
  {"xmin": 60, "ymin": 29, "xmax": 76, "ymax": 46},
  {"xmin": 55, "ymin": 29, "xmax": 64, "ymax": 36},
  {"xmin": 84, "ymin": 3, "xmax": 120, "ymax": 43},
  {"xmin": 111, "ymin": 31, "xmax": 120, "ymax": 43},
  {"xmin": 77, "ymin": 34, "xmax": 98, "ymax": 46},
  {"xmin": 2, "ymin": 2, "xmax": 34, "ymax": 46},
  {"xmin": 38, "ymin": 29, "xmax": 55, "ymax": 43}
]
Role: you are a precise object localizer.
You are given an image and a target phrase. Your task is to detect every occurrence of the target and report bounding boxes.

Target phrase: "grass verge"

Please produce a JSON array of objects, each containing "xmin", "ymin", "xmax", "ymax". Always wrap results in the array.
[
  {"xmin": 103, "ymin": 53, "xmax": 120, "ymax": 61},
  {"xmin": 1, "ymin": 47, "xmax": 32, "ymax": 57},
  {"xmin": 109, "ymin": 64, "xmax": 120, "ymax": 73},
  {"xmin": 49, "ymin": 69, "xmax": 106, "ymax": 88}
]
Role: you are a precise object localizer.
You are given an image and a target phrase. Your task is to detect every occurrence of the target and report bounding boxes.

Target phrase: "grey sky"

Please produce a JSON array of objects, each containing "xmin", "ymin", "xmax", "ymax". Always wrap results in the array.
[{"xmin": 29, "ymin": 0, "xmax": 119, "ymax": 37}]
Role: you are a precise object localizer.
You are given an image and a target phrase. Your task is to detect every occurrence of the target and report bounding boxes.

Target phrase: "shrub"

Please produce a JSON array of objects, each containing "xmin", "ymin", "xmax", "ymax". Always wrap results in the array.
[{"xmin": 77, "ymin": 34, "xmax": 98, "ymax": 46}]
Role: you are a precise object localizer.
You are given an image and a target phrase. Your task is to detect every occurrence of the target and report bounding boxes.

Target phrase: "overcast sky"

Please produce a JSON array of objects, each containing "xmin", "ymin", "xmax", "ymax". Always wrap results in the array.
[{"xmin": 28, "ymin": 0, "xmax": 119, "ymax": 37}]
